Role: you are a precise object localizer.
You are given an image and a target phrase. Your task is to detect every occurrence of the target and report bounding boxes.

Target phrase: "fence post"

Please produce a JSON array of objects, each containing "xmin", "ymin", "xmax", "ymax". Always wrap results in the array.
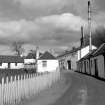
[
  {"xmin": 20, "ymin": 75, "xmax": 23, "ymax": 100},
  {"xmin": 9, "ymin": 76, "xmax": 13, "ymax": 105},
  {"xmin": 0, "ymin": 80, "xmax": 2, "ymax": 105},
  {"xmin": 23, "ymin": 74, "xmax": 26, "ymax": 99},
  {"xmin": 5, "ymin": 76, "xmax": 9, "ymax": 105},
  {"xmin": 1, "ymin": 77, "xmax": 4, "ymax": 105},
  {"xmin": 33, "ymin": 73, "xmax": 36, "ymax": 95},
  {"xmin": 0, "ymin": 71, "xmax": 60, "ymax": 105},
  {"xmin": 14, "ymin": 76, "xmax": 17, "ymax": 104},
  {"xmin": 17, "ymin": 75, "xmax": 21, "ymax": 103}
]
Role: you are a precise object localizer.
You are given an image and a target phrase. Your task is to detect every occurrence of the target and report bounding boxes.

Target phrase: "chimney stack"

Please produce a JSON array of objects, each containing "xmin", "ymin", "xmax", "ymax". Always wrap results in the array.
[
  {"xmin": 36, "ymin": 46, "xmax": 39, "ymax": 60},
  {"xmin": 80, "ymin": 26, "xmax": 84, "ymax": 48}
]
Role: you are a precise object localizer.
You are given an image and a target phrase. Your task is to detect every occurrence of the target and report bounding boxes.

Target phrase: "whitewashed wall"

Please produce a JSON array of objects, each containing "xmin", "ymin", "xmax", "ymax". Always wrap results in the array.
[
  {"xmin": 10, "ymin": 63, "xmax": 24, "ymax": 69},
  {"xmin": 0, "ymin": 63, "xmax": 8, "ymax": 69},
  {"xmin": 24, "ymin": 59, "xmax": 36, "ymax": 64},
  {"xmin": 0, "ymin": 63, "xmax": 24, "ymax": 69},
  {"xmin": 37, "ymin": 60, "xmax": 59, "ymax": 72},
  {"xmin": 78, "ymin": 45, "xmax": 97, "ymax": 61}
]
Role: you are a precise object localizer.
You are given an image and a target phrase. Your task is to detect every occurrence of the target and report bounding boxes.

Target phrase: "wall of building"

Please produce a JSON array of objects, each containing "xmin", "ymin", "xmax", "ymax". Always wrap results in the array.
[
  {"xmin": 78, "ymin": 45, "xmax": 97, "ymax": 61},
  {"xmin": 24, "ymin": 59, "xmax": 36, "ymax": 64},
  {"xmin": 58, "ymin": 52, "xmax": 78, "ymax": 71},
  {"xmin": 10, "ymin": 63, "xmax": 24, "ymax": 69},
  {"xmin": 0, "ymin": 63, "xmax": 8, "ymax": 69},
  {"xmin": 0, "ymin": 63, "xmax": 24, "ymax": 69},
  {"xmin": 90, "ymin": 58, "xmax": 95, "ymax": 76},
  {"xmin": 77, "ymin": 54, "xmax": 105, "ymax": 79},
  {"xmin": 37, "ymin": 60, "xmax": 59, "ymax": 72},
  {"xmin": 94, "ymin": 55, "xmax": 105, "ymax": 78}
]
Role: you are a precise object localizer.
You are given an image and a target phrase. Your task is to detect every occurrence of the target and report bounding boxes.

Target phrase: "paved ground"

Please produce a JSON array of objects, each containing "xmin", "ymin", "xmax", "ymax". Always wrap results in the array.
[
  {"xmin": 18, "ymin": 71, "xmax": 71, "ymax": 105},
  {"xmin": 19, "ymin": 70, "xmax": 105, "ymax": 105}
]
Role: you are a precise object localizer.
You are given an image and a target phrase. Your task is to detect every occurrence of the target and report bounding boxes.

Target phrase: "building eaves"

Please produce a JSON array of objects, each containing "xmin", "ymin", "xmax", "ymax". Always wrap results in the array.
[
  {"xmin": 57, "ymin": 47, "xmax": 80, "ymax": 58},
  {"xmin": 93, "ymin": 43, "xmax": 105, "ymax": 56}
]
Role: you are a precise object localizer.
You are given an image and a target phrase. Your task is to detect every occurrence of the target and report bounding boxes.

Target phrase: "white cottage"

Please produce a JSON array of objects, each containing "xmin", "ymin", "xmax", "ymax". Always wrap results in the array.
[
  {"xmin": 24, "ymin": 53, "xmax": 36, "ymax": 64},
  {"xmin": 0, "ymin": 56, "xmax": 24, "ymax": 69},
  {"xmin": 37, "ymin": 51, "xmax": 59, "ymax": 72},
  {"xmin": 24, "ymin": 53, "xmax": 36, "ymax": 69}
]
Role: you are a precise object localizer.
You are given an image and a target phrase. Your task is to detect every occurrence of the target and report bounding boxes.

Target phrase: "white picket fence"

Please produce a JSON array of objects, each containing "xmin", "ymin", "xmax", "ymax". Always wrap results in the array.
[{"xmin": 0, "ymin": 71, "xmax": 60, "ymax": 105}]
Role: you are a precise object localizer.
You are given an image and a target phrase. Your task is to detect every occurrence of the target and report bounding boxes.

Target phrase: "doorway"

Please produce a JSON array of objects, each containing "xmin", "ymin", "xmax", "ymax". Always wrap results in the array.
[
  {"xmin": 8, "ymin": 63, "xmax": 10, "ymax": 69},
  {"xmin": 67, "ymin": 60, "xmax": 71, "ymax": 70},
  {"xmin": 84, "ymin": 61, "xmax": 86, "ymax": 73},
  {"xmin": 94, "ymin": 59, "xmax": 98, "ymax": 77}
]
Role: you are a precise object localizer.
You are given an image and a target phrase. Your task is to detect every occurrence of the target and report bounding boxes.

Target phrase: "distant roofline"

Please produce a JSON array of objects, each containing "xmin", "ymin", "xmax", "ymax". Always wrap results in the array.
[
  {"xmin": 38, "ymin": 51, "xmax": 56, "ymax": 60},
  {"xmin": 57, "ymin": 45, "xmax": 97, "ymax": 58},
  {"xmin": 57, "ymin": 47, "xmax": 81, "ymax": 58},
  {"xmin": 0, "ymin": 55, "xmax": 24, "ymax": 63}
]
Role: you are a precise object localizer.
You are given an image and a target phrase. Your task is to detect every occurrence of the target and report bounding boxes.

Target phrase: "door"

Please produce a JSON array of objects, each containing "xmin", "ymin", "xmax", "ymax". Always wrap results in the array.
[
  {"xmin": 94, "ymin": 59, "xmax": 98, "ymax": 77},
  {"xmin": 84, "ymin": 61, "xmax": 86, "ymax": 73},
  {"xmin": 67, "ymin": 60, "xmax": 71, "ymax": 70},
  {"xmin": 8, "ymin": 63, "xmax": 10, "ymax": 69},
  {"xmin": 103, "ymin": 54, "xmax": 105, "ymax": 78}
]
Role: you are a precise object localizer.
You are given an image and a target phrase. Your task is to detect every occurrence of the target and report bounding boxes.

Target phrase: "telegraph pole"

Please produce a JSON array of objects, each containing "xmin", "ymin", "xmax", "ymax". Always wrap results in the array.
[
  {"xmin": 80, "ymin": 26, "xmax": 84, "ymax": 59},
  {"xmin": 36, "ymin": 46, "xmax": 39, "ymax": 72},
  {"xmin": 88, "ymin": 0, "xmax": 92, "ymax": 53}
]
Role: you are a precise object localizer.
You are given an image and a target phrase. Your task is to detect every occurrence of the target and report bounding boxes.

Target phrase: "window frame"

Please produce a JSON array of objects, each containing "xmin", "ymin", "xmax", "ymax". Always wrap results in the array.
[
  {"xmin": 0, "ymin": 62, "xmax": 2, "ymax": 66},
  {"xmin": 15, "ymin": 63, "xmax": 18, "ymax": 66},
  {"xmin": 42, "ymin": 61, "xmax": 47, "ymax": 67}
]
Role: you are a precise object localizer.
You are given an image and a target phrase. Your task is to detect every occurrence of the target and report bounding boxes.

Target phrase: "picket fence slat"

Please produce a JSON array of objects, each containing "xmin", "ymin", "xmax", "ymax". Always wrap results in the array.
[{"xmin": 0, "ymin": 71, "xmax": 60, "ymax": 105}]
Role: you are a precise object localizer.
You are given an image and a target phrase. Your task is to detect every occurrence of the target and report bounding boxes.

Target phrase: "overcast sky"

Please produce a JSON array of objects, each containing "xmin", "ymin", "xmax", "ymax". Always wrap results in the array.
[{"xmin": 0, "ymin": 0, "xmax": 105, "ymax": 55}]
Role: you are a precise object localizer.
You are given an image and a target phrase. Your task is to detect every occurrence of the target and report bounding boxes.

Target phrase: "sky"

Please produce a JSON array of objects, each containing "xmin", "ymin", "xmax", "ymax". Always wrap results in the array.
[{"xmin": 0, "ymin": 0, "xmax": 105, "ymax": 55}]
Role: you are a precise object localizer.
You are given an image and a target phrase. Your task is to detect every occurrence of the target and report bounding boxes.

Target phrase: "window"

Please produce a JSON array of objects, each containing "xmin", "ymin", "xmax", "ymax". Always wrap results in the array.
[
  {"xmin": 15, "ymin": 63, "xmax": 17, "ymax": 66},
  {"xmin": 42, "ymin": 61, "xmax": 47, "ymax": 67},
  {"xmin": 0, "ymin": 62, "xmax": 2, "ymax": 66}
]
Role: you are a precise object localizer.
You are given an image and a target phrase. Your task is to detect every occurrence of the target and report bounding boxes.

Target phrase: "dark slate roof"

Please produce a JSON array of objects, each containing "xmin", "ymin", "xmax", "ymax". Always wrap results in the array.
[
  {"xmin": 93, "ymin": 43, "xmax": 105, "ymax": 56},
  {"xmin": 26, "ymin": 53, "xmax": 36, "ymax": 59},
  {"xmin": 0, "ymin": 56, "xmax": 24, "ymax": 63},
  {"xmin": 38, "ymin": 51, "xmax": 56, "ymax": 60},
  {"xmin": 57, "ymin": 47, "xmax": 80, "ymax": 58}
]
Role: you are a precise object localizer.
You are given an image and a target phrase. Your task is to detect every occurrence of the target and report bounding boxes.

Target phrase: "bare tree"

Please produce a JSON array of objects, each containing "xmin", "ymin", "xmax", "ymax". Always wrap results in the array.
[
  {"xmin": 11, "ymin": 41, "xmax": 24, "ymax": 56},
  {"xmin": 30, "ymin": 50, "xmax": 36, "ymax": 55}
]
